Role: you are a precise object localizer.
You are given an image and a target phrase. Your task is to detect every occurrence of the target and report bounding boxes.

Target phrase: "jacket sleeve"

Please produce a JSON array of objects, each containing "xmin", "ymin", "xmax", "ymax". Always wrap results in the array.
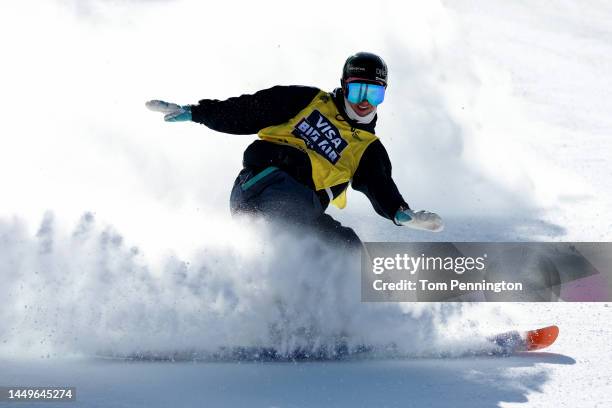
[
  {"xmin": 190, "ymin": 85, "xmax": 320, "ymax": 135},
  {"xmin": 352, "ymin": 139, "xmax": 409, "ymax": 221}
]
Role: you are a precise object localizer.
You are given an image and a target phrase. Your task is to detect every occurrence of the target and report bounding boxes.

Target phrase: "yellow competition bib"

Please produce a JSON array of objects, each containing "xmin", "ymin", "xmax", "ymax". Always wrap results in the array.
[{"xmin": 257, "ymin": 91, "xmax": 378, "ymax": 208}]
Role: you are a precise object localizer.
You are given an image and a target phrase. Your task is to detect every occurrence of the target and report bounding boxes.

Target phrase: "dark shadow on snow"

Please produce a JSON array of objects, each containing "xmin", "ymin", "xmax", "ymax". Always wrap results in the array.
[
  {"xmin": 83, "ymin": 351, "xmax": 576, "ymax": 408},
  {"xmin": 513, "ymin": 351, "xmax": 576, "ymax": 365}
]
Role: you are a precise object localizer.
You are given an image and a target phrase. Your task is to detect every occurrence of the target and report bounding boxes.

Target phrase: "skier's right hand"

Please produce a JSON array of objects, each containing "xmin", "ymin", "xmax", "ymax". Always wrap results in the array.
[{"xmin": 145, "ymin": 100, "xmax": 192, "ymax": 122}]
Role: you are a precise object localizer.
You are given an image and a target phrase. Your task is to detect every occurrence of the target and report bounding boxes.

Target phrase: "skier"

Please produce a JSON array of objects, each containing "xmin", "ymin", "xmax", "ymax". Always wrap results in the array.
[{"xmin": 146, "ymin": 52, "xmax": 443, "ymax": 249}]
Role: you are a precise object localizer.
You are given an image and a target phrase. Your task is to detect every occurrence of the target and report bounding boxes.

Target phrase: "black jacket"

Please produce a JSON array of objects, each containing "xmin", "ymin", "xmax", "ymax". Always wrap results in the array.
[{"xmin": 190, "ymin": 85, "xmax": 408, "ymax": 221}]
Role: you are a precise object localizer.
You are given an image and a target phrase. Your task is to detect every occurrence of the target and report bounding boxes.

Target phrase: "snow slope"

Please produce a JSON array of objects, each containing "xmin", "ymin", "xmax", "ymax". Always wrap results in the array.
[
  {"xmin": 1, "ymin": 0, "xmax": 611, "ymax": 407},
  {"xmin": 1, "ymin": 304, "xmax": 610, "ymax": 408}
]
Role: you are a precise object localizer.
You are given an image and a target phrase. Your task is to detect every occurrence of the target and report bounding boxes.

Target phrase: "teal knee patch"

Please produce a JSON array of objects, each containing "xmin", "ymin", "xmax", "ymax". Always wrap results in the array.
[{"xmin": 241, "ymin": 166, "xmax": 279, "ymax": 191}]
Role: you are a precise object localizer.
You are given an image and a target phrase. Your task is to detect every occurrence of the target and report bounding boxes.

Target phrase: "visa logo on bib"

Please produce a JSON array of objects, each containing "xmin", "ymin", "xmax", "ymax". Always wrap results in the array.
[{"xmin": 292, "ymin": 110, "xmax": 348, "ymax": 164}]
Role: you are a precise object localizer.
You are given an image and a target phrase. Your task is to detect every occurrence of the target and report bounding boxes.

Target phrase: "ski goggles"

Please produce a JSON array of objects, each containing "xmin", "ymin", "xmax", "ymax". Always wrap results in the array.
[{"xmin": 345, "ymin": 81, "xmax": 386, "ymax": 106}]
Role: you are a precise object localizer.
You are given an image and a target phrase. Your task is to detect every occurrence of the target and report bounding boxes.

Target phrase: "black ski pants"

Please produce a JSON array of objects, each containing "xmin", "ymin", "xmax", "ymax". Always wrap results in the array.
[{"xmin": 229, "ymin": 167, "xmax": 362, "ymax": 250}]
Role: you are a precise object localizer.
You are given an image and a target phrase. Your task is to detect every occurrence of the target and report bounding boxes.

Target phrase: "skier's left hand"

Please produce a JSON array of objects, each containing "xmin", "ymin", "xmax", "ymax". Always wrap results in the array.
[
  {"xmin": 395, "ymin": 208, "xmax": 444, "ymax": 232},
  {"xmin": 145, "ymin": 100, "xmax": 192, "ymax": 122}
]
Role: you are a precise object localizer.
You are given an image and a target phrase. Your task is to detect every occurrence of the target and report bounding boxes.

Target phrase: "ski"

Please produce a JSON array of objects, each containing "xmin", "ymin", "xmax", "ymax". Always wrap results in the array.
[{"xmin": 490, "ymin": 325, "xmax": 559, "ymax": 354}]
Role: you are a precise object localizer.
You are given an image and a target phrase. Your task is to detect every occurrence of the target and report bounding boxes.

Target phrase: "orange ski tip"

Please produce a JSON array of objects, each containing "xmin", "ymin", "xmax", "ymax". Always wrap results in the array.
[{"xmin": 526, "ymin": 325, "xmax": 559, "ymax": 351}]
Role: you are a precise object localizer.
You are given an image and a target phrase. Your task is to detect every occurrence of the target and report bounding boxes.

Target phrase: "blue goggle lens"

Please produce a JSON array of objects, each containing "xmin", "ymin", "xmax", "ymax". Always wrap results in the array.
[{"xmin": 346, "ymin": 82, "xmax": 386, "ymax": 106}]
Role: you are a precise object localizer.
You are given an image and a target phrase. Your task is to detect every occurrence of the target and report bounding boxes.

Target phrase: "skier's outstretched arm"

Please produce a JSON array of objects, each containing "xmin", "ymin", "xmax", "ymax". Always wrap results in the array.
[
  {"xmin": 352, "ymin": 140, "xmax": 444, "ymax": 232},
  {"xmin": 146, "ymin": 86, "xmax": 319, "ymax": 135}
]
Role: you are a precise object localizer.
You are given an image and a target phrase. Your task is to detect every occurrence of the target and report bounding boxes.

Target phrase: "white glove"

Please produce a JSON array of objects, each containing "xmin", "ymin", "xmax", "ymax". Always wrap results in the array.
[
  {"xmin": 145, "ymin": 100, "xmax": 192, "ymax": 122},
  {"xmin": 395, "ymin": 208, "xmax": 444, "ymax": 232}
]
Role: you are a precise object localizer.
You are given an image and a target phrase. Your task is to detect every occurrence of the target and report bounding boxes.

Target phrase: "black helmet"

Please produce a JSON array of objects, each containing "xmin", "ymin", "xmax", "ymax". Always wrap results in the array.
[{"xmin": 341, "ymin": 52, "xmax": 388, "ymax": 87}]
